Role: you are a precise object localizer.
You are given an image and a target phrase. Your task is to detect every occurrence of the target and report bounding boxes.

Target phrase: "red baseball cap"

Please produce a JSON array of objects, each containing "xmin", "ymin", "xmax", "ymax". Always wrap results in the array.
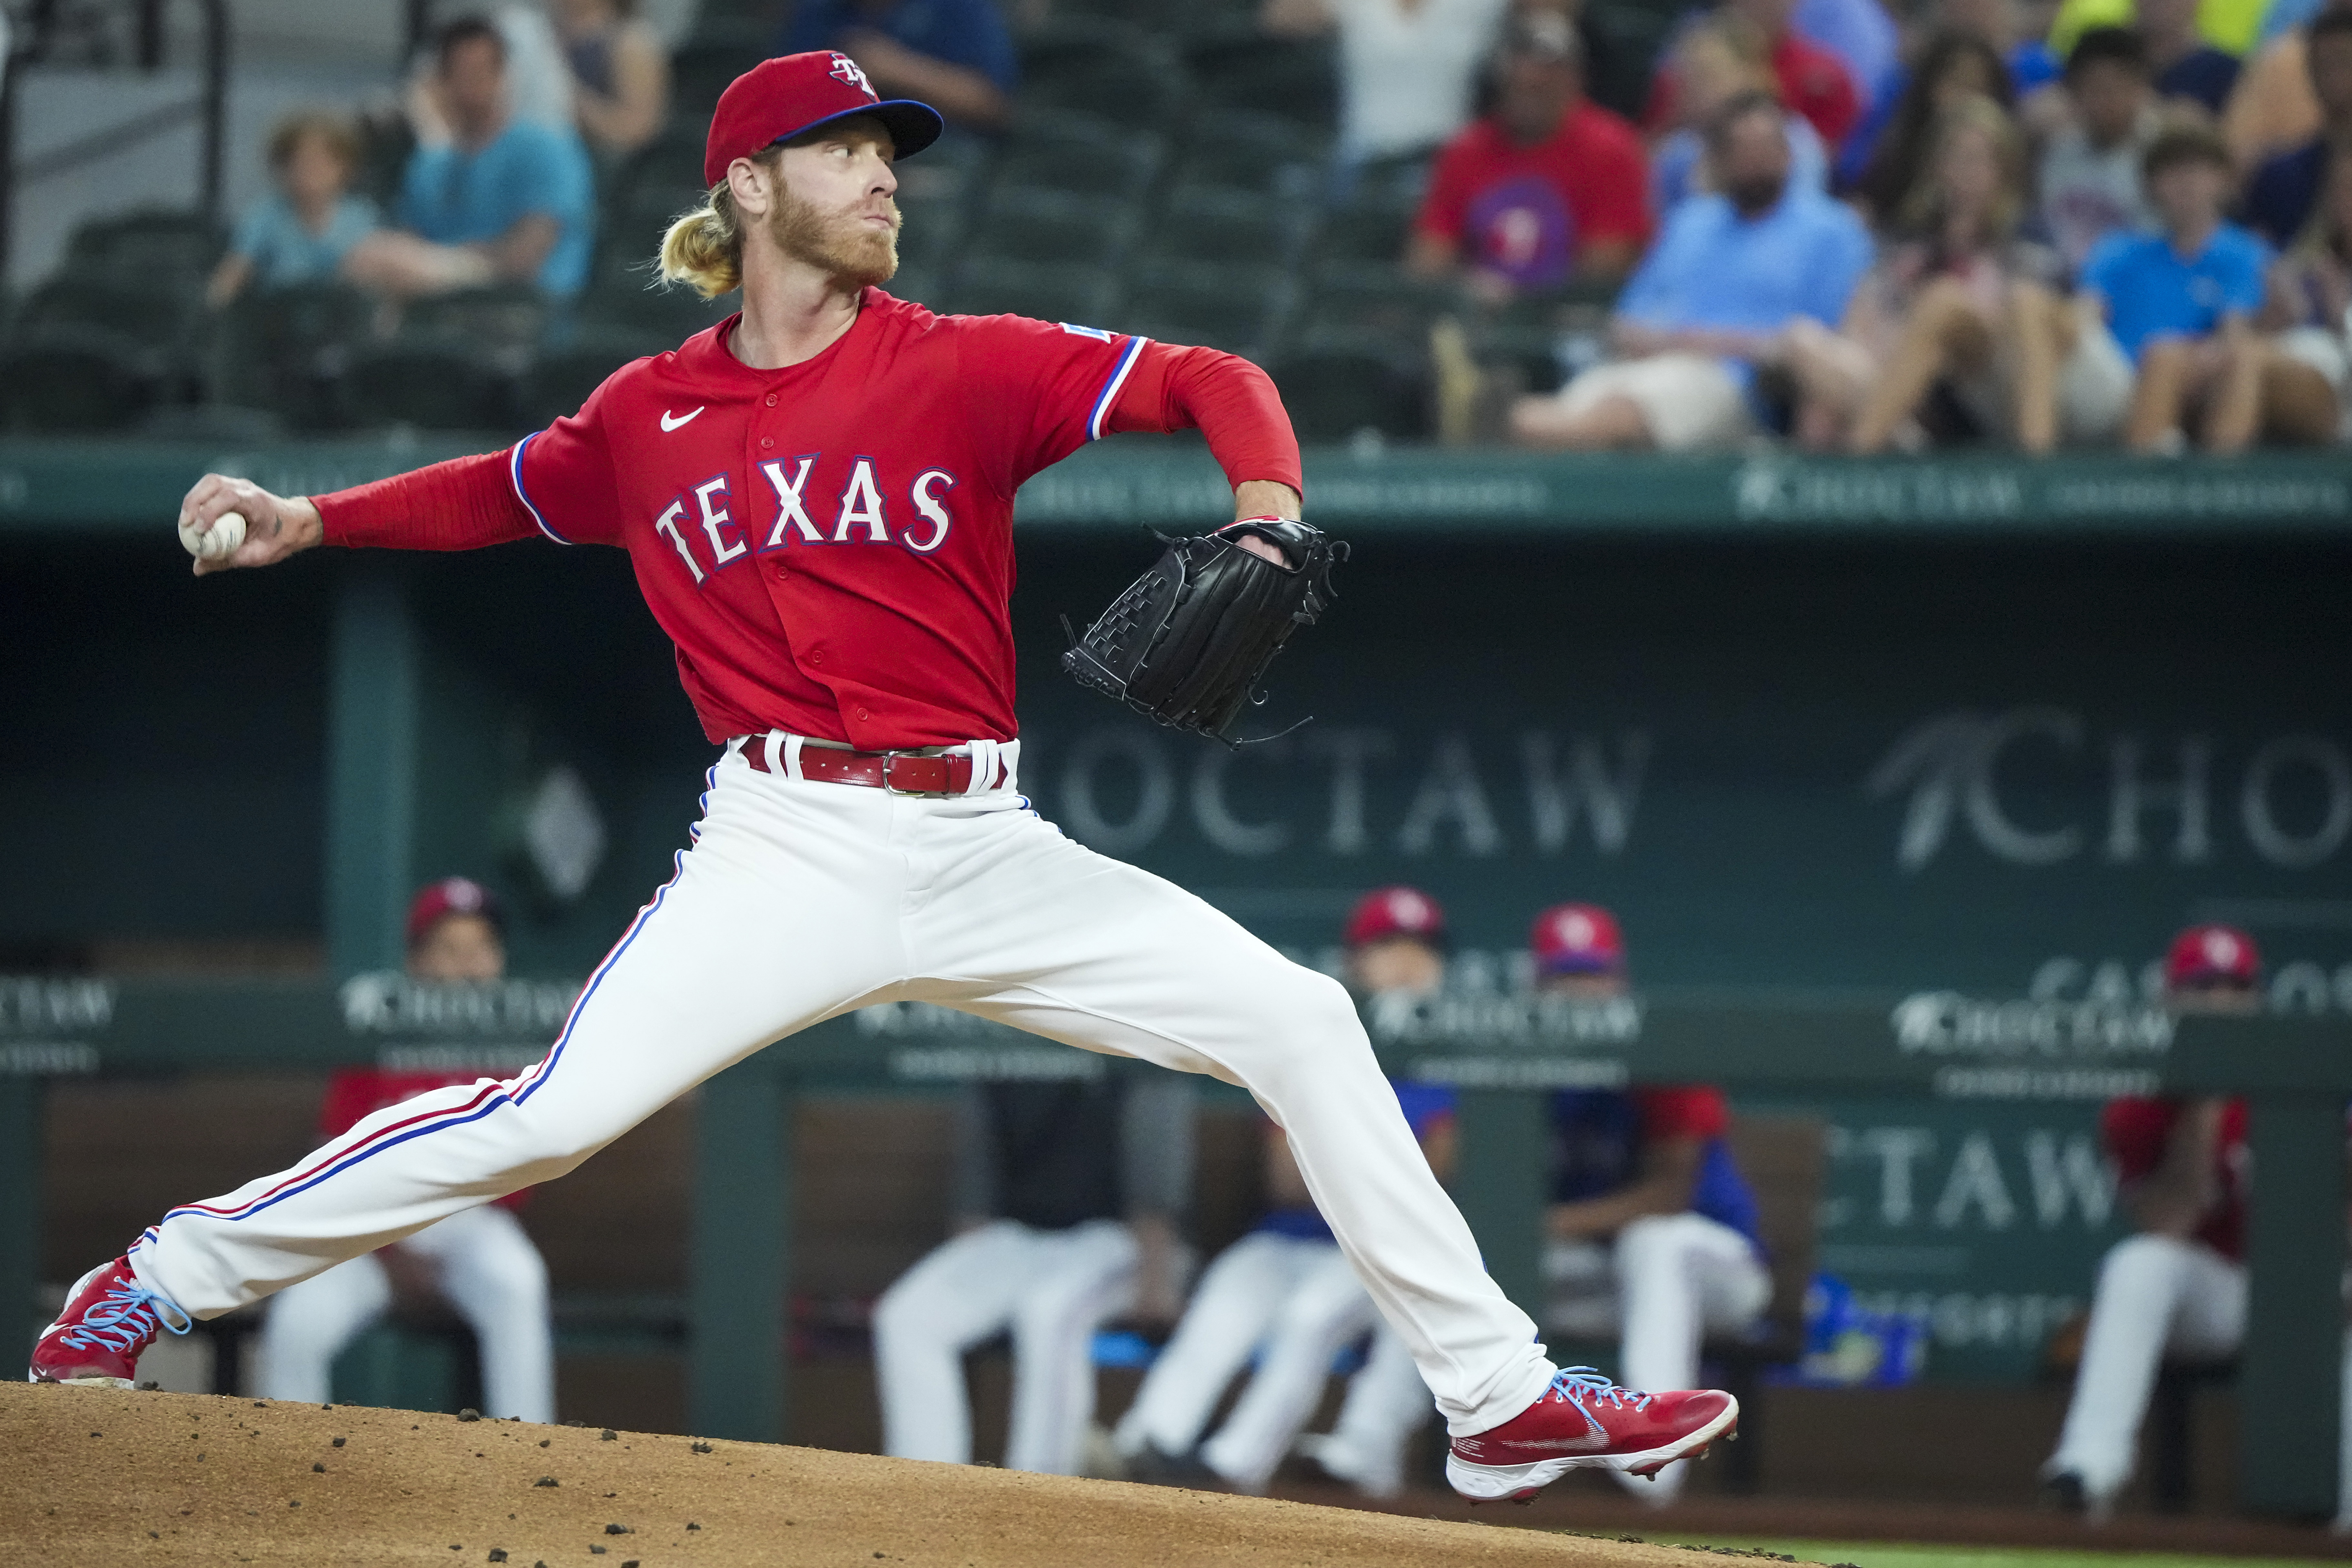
[
  {"xmin": 2164, "ymin": 924, "xmax": 2260, "ymax": 990},
  {"xmin": 703, "ymin": 51, "xmax": 945, "ymax": 187},
  {"xmin": 1344, "ymin": 886, "xmax": 1446, "ymax": 948},
  {"xmin": 1530, "ymin": 903, "xmax": 1625, "ymax": 976},
  {"xmin": 406, "ymin": 877, "xmax": 503, "ymax": 949}
]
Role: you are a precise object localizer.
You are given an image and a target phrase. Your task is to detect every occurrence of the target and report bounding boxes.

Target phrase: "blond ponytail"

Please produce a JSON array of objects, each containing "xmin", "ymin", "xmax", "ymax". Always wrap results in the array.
[{"xmin": 659, "ymin": 181, "xmax": 745, "ymax": 299}]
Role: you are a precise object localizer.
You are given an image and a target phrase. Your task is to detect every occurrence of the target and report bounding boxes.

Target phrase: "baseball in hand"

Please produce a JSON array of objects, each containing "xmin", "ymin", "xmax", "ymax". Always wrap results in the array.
[{"xmin": 179, "ymin": 510, "xmax": 247, "ymax": 561}]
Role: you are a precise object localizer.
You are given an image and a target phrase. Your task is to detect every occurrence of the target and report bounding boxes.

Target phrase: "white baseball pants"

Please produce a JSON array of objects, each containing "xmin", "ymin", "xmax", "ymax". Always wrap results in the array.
[
  {"xmin": 873, "ymin": 1218, "xmax": 1139, "ymax": 1475},
  {"xmin": 254, "ymin": 1204, "xmax": 555, "ymax": 1423},
  {"xmin": 1115, "ymin": 1231, "xmax": 1395, "ymax": 1492},
  {"xmin": 128, "ymin": 745, "xmax": 1555, "ymax": 1436},
  {"xmin": 1545, "ymin": 1211, "xmax": 1771, "ymax": 1500},
  {"xmin": 1304, "ymin": 1324, "xmax": 1444, "ymax": 1497}
]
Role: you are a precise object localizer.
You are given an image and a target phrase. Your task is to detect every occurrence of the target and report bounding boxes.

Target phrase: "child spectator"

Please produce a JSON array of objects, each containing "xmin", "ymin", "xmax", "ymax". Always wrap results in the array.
[
  {"xmin": 1647, "ymin": 0, "xmax": 1864, "ymax": 149},
  {"xmin": 1849, "ymin": 32, "xmax": 2015, "ymax": 220},
  {"xmin": 2139, "ymin": 0, "xmax": 2244, "ymax": 112},
  {"xmin": 344, "ymin": 19, "xmax": 596, "ymax": 300},
  {"xmin": 1408, "ymin": 15, "xmax": 1652, "ymax": 294},
  {"xmin": 2080, "ymin": 121, "xmax": 2338, "ymax": 448},
  {"xmin": 782, "ymin": 0, "xmax": 1017, "ymax": 133},
  {"xmin": 1650, "ymin": 15, "xmax": 1832, "ymax": 212},
  {"xmin": 1510, "ymin": 91, "xmax": 1873, "ymax": 450},
  {"xmin": 2243, "ymin": 9, "xmax": 2352, "ymax": 245},
  {"xmin": 205, "ymin": 112, "xmax": 380, "ymax": 309},
  {"xmin": 1261, "ymin": 0, "xmax": 1513, "ymax": 169},
  {"xmin": 1809, "ymin": 96, "xmax": 2133, "ymax": 450},
  {"xmin": 553, "ymin": 0, "xmax": 671, "ymax": 159},
  {"xmin": 2038, "ymin": 27, "xmax": 2161, "ymax": 272},
  {"xmin": 2264, "ymin": 151, "xmax": 2352, "ymax": 437}
]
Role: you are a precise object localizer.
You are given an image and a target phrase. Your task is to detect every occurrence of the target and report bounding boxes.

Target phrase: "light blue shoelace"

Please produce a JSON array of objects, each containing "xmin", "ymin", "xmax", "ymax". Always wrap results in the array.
[
  {"xmin": 58, "ymin": 1281, "xmax": 193, "ymax": 1353},
  {"xmin": 1546, "ymin": 1366, "xmax": 1654, "ymax": 1413}
]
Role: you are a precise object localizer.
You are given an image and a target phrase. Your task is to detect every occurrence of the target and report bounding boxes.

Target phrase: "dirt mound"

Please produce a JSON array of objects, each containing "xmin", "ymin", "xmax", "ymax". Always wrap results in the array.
[{"xmin": 1, "ymin": 1382, "xmax": 1743, "ymax": 1566}]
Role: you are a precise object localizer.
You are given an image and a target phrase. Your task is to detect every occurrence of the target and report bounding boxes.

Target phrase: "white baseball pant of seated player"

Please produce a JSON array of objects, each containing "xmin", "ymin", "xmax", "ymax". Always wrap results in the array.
[{"xmin": 127, "ymin": 739, "xmax": 1561, "ymax": 1439}]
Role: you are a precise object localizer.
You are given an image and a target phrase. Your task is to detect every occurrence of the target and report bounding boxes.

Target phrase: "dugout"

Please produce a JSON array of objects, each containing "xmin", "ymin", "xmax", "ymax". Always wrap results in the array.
[{"xmin": 3, "ymin": 439, "xmax": 2349, "ymax": 1516}]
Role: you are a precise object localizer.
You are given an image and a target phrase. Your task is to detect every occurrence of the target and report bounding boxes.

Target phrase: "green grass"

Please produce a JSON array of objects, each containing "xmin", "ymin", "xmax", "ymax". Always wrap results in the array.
[{"xmin": 1623, "ymin": 1542, "xmax": 2340, "ymax": 1568}]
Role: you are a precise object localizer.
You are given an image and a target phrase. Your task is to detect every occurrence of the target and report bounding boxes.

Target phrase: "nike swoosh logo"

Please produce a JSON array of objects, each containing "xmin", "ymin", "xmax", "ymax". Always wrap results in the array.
[{"xmin": 660, "ymin": 407, "xmax": 705, "ymax": 432}]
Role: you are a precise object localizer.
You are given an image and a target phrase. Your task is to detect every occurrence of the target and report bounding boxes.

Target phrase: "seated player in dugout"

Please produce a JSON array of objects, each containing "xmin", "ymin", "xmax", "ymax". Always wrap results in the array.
[
  {"xmin": 1113, "ymin": 887, "xmax": 1455, "ymax": 1499},
  {"xmin": 257, "ymin": 879, "xmax": 555, "ymax": 1423},
  {"xmin": 872, "ymin": 1074, "xmax": 1193, "ymax": 1477},
  {"xmin": 1535, "ymin": 903, "xmax": 1771, "ymax": 1505},
  {"xmin": 2043, "ymin": 925, "xmax": 2352, "ymax": 1526}
]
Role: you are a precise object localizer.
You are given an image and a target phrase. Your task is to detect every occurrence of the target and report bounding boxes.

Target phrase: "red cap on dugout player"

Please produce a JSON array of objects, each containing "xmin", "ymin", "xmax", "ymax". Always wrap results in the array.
[
  {"xmin": 406, "ymin": 876, "xmax": 504, "ymax": 948},
  {"xmin": 704, "ymin": 51, "xmax": 945, "ymax": 187},
  {"xmin": 2164, "ymin": 923, "xmax": 2260, "ymax": 990},
  {"xmin": 1345, "ymin": 886, "xmax": 1446, "ymax": 948},
  {"xmin": 1530, "ymin": 903, "xmax": 1625, "ymax": 976}
]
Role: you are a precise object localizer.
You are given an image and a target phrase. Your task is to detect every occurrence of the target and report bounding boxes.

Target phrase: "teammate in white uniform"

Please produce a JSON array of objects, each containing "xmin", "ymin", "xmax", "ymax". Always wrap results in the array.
[
  {"xmin": 255, "ymin": 879, "xmax": 555, "ymax": 1422},
  {"xmin": 2042, "ymin": 925, "xmax": 2352, "ymax": 1525},
  {"xmin": 1533, "ymin": 904, "xmax": 1772, "ymax": 1504},
  {"xmin": 874, "ymin": 1076, "xmax": 1192, "ymax": 1474}
]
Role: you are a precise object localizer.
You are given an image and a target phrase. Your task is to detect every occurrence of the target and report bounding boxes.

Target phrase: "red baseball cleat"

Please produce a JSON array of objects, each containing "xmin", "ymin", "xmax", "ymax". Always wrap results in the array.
[
  {"xmin": 1447, "ymin": 1367, "xmax": 1739, "ymax": 1503},
  {"xmin": 27, "ymin": 1257, "xmax": 192, "ymax": 1387}
]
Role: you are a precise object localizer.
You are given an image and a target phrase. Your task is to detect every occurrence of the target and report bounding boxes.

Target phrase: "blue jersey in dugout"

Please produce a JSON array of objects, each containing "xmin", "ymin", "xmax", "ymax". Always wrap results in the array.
[{"xmin": 1550, "ymin": 1087, "xmax": 1763, "ymax": 1250}]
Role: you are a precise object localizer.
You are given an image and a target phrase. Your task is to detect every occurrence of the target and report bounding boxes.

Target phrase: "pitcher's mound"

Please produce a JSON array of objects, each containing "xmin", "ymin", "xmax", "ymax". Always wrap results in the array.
[{"xmin": 0, "ymin": 1381, "xmax": 1739, "ymax": 1566}]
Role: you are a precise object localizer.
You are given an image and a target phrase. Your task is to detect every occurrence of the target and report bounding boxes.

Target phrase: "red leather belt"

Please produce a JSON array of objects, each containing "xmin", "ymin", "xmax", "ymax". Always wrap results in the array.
[{"xmin": 738, "ymin": 737, "xmax": 973, "ymax": 795}]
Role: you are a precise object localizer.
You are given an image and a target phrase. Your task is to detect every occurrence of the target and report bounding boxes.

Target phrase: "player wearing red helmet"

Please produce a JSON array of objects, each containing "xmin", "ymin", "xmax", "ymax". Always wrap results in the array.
[{"xmin": 35, "ymin": 54, "xmax": 1733, "ymax": 1499}]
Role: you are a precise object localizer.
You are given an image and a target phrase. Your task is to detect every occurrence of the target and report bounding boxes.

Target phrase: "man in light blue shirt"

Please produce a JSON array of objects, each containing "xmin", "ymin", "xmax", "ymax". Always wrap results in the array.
[
  {"xmin": 2075, "ymin": 120, "xmax": 2336, "ymax": 450},
  {"xmin": 345, "ymin": 18, "xmax": 595, "ymax": 300},
  {"xmin": 1512, "ymin": 91, "xmax": 1874, "ymax": 451}
]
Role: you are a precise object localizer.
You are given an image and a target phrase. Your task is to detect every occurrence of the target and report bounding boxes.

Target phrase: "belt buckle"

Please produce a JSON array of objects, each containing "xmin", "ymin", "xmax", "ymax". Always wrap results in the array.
[{"xmin": 879, "ymin": 751, "xmax": 941, "ymax": 797}]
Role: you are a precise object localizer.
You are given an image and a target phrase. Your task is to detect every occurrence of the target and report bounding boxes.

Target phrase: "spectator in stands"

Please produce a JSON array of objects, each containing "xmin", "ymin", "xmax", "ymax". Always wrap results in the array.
[
  {"xmin": 1532, "ymin": 903, "xmax": 1769, "ymax": 1505},
  {"xmin": 1795, "ymin": 0, "xmax": 1904, "ymax": 119},
  {"xmin": 2081, "ymin": 121, "xmax": 2339, "ymax": 448},
  {"xmin": 1510, "ymin": 91, "xmax": 1873, "ymax": 450},
  {"xmin": 1838, "ymin": 0, "xmax": 2060, "ymax": 190},
  {"xmin": 1823, "ymin": 96, "xmax": 2130, "ymax": 451},
  {"xmin": 2223, "ymin": 0, "xmax": 2349, "ymax": 167},
  {"xmin": 873, "ymin": 1076, "xmax": 1192, "ymax": 1476},
  {"xmin": 2139, "ymin": 0, "xmax": 2245, "ymax": 111},
  {"xmin": 1646, "ymin": 0, "xmax": 1863, "ymax": 151},
  {"xmin": 206, "ymin": 111, "xmax": 381, "ymax": 309},
  {"xmin": 2038, "ymin": 28, "xmax": 2161, "ymax": 273},
  {"xmin": 343, "ymin": 18, "xmax": 595, "ymax": 301},
  {"xmin": 553, "ymin": 0, "xmax": 671, "ymax": 160},
  {"xmin": 1848, "ymin": 32, "xmax": 2014, "ymax": 221},
  {"xmin": 1650, "ymin": 15, "xmax": 1832, "ymax": 212},
  {"xmin": 780, "ymin": 0, "xmax": 1017, "ymax": 133},
  {"xmin": 1408, "ymin": 14, "xmax": 1651, "ymax": 295},
  {"xmin": 2041, "ymin": 927, "xmax": 2299, "ymax": 1521},
  {"xmin": 2244, "ymin": 9, "xmax": 2352, "ymax": 245},
  {"xmin": 256, "ymin": 878, "xmax": 555, "ymax": 1423},
  {"xmin": 2264, "ymin": 152, "xmax": 2352, "ymax": 437},
  {"xmin": 1262, "ymin": 0, "xmax": 1512, "ymax": 172}
]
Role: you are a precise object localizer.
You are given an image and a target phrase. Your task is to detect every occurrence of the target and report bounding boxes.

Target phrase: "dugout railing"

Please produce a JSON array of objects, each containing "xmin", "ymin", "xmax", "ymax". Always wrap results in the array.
[{"xmin": 1, "ymin": 981, "xmax": 2343, "ymax": 1517}]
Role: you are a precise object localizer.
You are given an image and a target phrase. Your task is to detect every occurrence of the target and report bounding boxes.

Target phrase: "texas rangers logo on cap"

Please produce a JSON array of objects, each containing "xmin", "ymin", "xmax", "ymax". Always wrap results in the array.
[
  {"xmin": 703, "ymin": 51, "xmax": 944, "ymax": 187},
  {"xmin": 1530, "ymin": 902, "xmax": 1626, "ymax": 976},
  {"xmin": 1345, "ymin": 885, "xmax": 1446, "ymax": 948},
  {"xmin": 827, "ymin": 52, "xmax": 874, "ymax": 94},
  {"xmin": 2165, "ymin": 923, "xmax": 2260, "ymax": 989}
]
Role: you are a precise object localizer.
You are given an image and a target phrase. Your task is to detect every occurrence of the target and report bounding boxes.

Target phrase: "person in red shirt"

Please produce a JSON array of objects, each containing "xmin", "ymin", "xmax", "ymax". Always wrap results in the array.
[
  {"xmin": 33, "ymin": 51, "xmax": 1734, "ymax": 1501},
  {"xmin": 2041, "ymin": 925, "xmax": 2351, "ymax": 1522},
  {"xmin": 1409, "ymin": 13, "xmax": 1653, "ymax": 294},
  {"xmin": 255, "ymin": 878, "xmax": 556, "ymax": 1421},
  {"xmin": 1647, "ymin": 0, "xmax": 1862, "ymax": 150},
  {"xmin": 1534, "ymin": 904, "xmax": 1771, "ymax": 1505}
]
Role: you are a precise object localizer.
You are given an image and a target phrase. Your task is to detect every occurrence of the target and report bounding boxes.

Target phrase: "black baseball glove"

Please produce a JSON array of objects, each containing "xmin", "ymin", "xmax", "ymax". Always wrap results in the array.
[{"xmin": 1061, "ymin": 518, "xmax": 1347, "ymax": 745}]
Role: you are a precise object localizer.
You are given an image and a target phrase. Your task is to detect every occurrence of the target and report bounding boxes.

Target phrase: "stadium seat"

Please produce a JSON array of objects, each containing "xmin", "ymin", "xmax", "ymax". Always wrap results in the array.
[
  {"xmin": 14, "ymin": 276, "xmax": 196, "ymax": 349},
  {"xmin": 1315, "ymin": 193, "xmax": 1419, "ymax": 266},
  {"xmin": 670, "ymin": 29, "xmax": 765, "ymax": 115},
  {"xmin": 968, "ymin": 186, "xmax": 1142, "ymax": 270},
  {"xmin": 886, "ymin": 263, "xmax": 948, "ymax": 310},
  {"xmin": 1168, "ymin": 112, "xmax": 1322, "ymax": 201},
  {"xmin": 949, "ymin": 258, "xmax": 1118, "ymax": 327},
  {"xmin": 206, "ymin": 281, "xmax": 375, "ymax": 431},
  {"xmin": 992, "ymin": 110, "xmax": 1166, "ymax": 203},
  {"xmin": 1143, "ymin": 186, "xmax": 1308, "ymax": 268},
  {"xmin": 400, "ymin": 284, "xmax": 550, "ymax": 352},
  {"xmin": 611, "ymin": 114, "xmax": 715, "ymax": 204},
  {"xmin": 1016, "ymin": 22, "xmax": 1188, "ymax": 130},
  {"xmin": 1268, "ymin": 334, "xmax": 1430, "ymax": 443},
  {"xmin": 1295, "ymin": 261, "xmax": 1456, "ymax": 342},
  {"xmin": 342, "ymin": 338, "xmax": 516, "ymax": 433},
  {"xmin": 518, "ymin": 326, "xmax": 676, "ymax": 429},
  {"xmin": 0, "ymin": 325, "xmax": 168, "ymax": 433},
  {"xmin": 1582, "ymin": 3, "xmax": 1681, "ymax": 121},
  {"xmin": 1181, "ymin": 27, "xmax": 1338, "ymax": 137},
  {"xmin": 1117, "ymin": 258, "xmax": 1289, "ymax": 358},
  {"xmin": 64, "ymin": 208, "xmax": 225, "ymax": 299}
]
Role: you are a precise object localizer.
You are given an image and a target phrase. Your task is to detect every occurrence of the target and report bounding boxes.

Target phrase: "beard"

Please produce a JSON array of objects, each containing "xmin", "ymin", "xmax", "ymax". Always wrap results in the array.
[
  {"xmin": 1720, "ymin": 169, "xmax": 1787, "ymax": 217},
  {"xmin": 769, "ymin": 183, "xmax": 900, "ymax": 289}
]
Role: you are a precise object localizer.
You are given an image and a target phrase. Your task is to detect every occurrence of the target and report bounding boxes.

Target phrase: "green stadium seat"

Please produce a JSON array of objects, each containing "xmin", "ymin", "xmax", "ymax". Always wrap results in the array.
[
  {"xmin": 205, "ymin": 281, "xmax": 374, "ymax": 431},
  {"xmin": 342, "ymin": 337, "xmax": 515, "ymax": 433},
  {"xmin": 1117, "ymin": 258, "xmax": 1289, "ymax": 358},
  {"xmin": 1181, "ymin": 27, "xmax": 1337, "ymax": 138},
  {"xmin": 1296, "ymin": 261, "xmax": 1456, "ymax": 341},
  {"xmin": 1016, "ymin": 22, "xmax": 1188, "ymax": 130},
  {"xmin": 64, "ymin": 208, "xmax": 225, "ymax": 299},
  {"xmin": 0, "ymin": 326, "xmax": 168, "ymax": 433},
  {"xmin": 671, "ymin": 30, "xmax": 766, "ymax": 115},
  {"xmin": 15, "ymin": 276, "xmax": 196, "ymax": 348},
  {"xmin": 1315, "ymin": 193, "xmax": 1418, "ymax": 266},
  {"xmin": 1169, "ymin": 112, "xmax": 1322, "ymax": 200},
  {"xmin": 518, "ymin": 326, "xmax": 677, "ymax": 429},
  {"xmin": 1144, "ymin": 186, "xmax": 1308, "ymax": 268},
  {"xmin": 949, "ymin": 258, "xmax": 1118, "ymax": 326},
  {"xmin": 968, "ymin": 186, "xmax": 1142, "ymax": 270},
  {"xmin": 991, "ymin": 110, "xmax": 1167, "ymax": 200},
  {"xmin": 1582, "ymin": 3, "xmax": 1680, "ymax": 121},
  {"xmin": 400, "ymin": 284, "xmax": 550, "ymax": 351},
  {"xmin": 1268, "ymin": 333, "xmax": 1430, "ymax": 443}
]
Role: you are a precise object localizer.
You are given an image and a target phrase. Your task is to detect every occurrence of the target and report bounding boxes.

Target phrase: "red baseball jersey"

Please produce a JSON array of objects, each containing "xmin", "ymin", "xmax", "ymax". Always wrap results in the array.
[
  {"xmin": 497, "ymin": 292, "xmax": 1292, "ymax": 750},
  {"xmin": 2102, "ymin": 1095, "xmax": 2249, "ymax": 1261}
]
